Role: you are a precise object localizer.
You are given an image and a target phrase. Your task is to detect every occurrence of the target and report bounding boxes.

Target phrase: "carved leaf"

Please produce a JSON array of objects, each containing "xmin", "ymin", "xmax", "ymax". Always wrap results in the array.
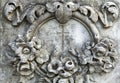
[
  {"xmin": 26, "ymin": 5, "xmax": 46, "ymax": 23},
  {"xmin": 79, "ymin": 6, "xmax": 98, "ymax": 23},
  {"xmin": 3, "ymin": 1, "xmax": 119, "ymax": 83},
  {"xmin": 3, "ymin": 0, "xmax": 23, "ymax": 25},
  {"xmin": 98, "ymin": 2, "xmax": 119, "ymax": 28},
  {"xmin": 102, "ymin": 2, "xmax": 119, "ymax": 19}
]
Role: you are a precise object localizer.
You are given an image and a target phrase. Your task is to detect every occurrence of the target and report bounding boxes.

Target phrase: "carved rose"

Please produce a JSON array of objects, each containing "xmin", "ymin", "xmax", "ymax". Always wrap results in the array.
[
  {"xmin": 60, "ymin": 57, "xmax": 78, "ymax": 77},
  {"xmin": 47, "ymin": 56, "xmax": 78, "ymax": 78},
  {"xmin": 93, "ymin": 38, "xmax": 116, "ymax": 58},
  {"xmin": 72, "ymin": 38, "xmax": 117, "ymax": 74},
  {"xmin": 93, "ymin": 43, "xmax": 107, "ymax": 57},
  {"xmin": 47, "ymin": 57, "xmax": 63, "ymax": 75},
  {"xmin": 90, "ymin": 38, "xmax": 117, "ymax": 73},
  {"xmin": 15, "ymin": 45, "xmax": 36, "ymax": 76},
  {"xmin": 9, "ymin": 35, "xmax": 42, "ymax": 76},
  {"xmin": 4, "ymin": 0, "xmax": 119, "ymax": 82}
]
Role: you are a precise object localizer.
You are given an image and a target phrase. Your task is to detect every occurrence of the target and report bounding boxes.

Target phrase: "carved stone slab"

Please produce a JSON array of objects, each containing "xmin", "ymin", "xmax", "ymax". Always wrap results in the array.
[{"xmin": 0, "ymin": 0, "xmax": 120, "ymax": 83}]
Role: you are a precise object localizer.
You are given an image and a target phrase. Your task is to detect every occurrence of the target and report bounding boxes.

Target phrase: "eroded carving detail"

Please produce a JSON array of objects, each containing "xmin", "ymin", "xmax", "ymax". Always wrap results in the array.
[
  {"xmin": 99, "ymin": 2, "xmax": 119, "ymax": 28},
  {"xmin": 3, "ymin": 0, "xmax": 119, "ymax": 83},
  {"xmin": 3, "ymin": 0, "xmax": 23, "ymax": 26},
  {"xmin": 3, "ymin": 1, "xmax": 119, "ymax": 26},
  {"xmin": 46, "ymin": 1, "xmax": 78, "ymax": 24},
  {"xmin": 70, "ymin": 38, "xmax": 117, "ymax": 74},
  {"xmin": 79, "ymin": 1, "xmax": 119, "ymax": 28},
  {"xmin": 8, "ymin": 35, "xmax": 50, "ymax": 82},
  {"xmin": 8, "ymin": 35, "xmax": 117, "ymax": 83}
]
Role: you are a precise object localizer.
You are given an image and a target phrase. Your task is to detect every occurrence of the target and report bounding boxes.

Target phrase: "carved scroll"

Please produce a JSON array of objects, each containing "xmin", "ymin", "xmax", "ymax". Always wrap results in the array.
[{"xmin": 3, "ymin": 0, "xmax": 119, "ymax": 83}]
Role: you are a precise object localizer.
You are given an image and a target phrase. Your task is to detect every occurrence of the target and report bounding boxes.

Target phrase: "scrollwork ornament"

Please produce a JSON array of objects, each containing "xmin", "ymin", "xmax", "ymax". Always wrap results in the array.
[
  {"xmin": 3, "ymin": 0, "xmax": 119, "ymax": 27},
  {"xmin": 3, "ymin": 0, "xmax": 119, "ymax": 83},
  {"xmin": 3, "ymin": 0, "xmax": 23, "ymax": 26}
]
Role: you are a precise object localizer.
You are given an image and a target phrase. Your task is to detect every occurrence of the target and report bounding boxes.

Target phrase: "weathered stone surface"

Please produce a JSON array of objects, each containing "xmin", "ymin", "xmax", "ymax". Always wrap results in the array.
[{"xmin": 1, "ymin": 0, "xmax": 120, "ymax": 83}]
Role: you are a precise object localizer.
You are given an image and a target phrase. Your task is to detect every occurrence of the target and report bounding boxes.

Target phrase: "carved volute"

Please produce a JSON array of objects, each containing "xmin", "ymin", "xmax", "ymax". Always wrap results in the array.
[{"xmin": 1, "ymin": 0, "xmax": 120, "ymax": 83}]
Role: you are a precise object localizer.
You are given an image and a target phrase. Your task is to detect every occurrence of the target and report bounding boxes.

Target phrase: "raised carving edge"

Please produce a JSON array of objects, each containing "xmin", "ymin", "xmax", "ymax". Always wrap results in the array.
[
  {"xmin": 3, "ymin": 0, "xmax": 119, "ymax": 83},
  {"xmin": 3, "ymin": 1, "xmax": 119, "ymax": 28}
]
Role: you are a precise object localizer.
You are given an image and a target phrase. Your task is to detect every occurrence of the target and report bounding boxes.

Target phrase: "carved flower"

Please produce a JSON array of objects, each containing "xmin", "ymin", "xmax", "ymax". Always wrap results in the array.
[
  {"xmin": 9, "ymin": 35, "xmax": 42, "ymax": 76},
  {"xmin": 15, "ymin": 45, "xmax": 37, "ymax": 76},
  {"xmin": 47, "ymin": 57, "xmax": 63, "ymax": 75},
  {"xmin": 89, "ymin": 57, "xmax": 115, "ymax": 73},
  {"xmin": 60, "ymin": 57, "xmax": 78, "ymax": 78},
  {"xmin": 93, "ymin": 45, "xmax": 107, "ymax": 57},
  {"xmin": 35, "ymin": 48, "xmax": 49, "ymax": 65},
  {"xmin": 93, "ymin": 38, "xmax": 116, "ymax": 58},
  {"xmin": 102, "ymin": 57, "xmax": 115, "ymax": 73},
  {"xmin": 46, "ymin": 55, "xmax": 78, "ymax": 78},
  {"xmin": 89, "ymin": 38, "xmax": 117, "ymax": 73}
]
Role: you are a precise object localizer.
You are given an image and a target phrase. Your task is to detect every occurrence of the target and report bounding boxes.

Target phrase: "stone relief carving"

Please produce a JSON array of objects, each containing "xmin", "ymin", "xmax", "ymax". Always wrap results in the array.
[
  {"xmin": 3, "ymin": 0, "xmax": 23, "ymax": 26},
  {"xmin": 2, "ymin": 0, "xmax": 119, "ymax": 83},
  {"xmin": 79, "ymin": 2, "xmax": 119, "ymax": 28}
]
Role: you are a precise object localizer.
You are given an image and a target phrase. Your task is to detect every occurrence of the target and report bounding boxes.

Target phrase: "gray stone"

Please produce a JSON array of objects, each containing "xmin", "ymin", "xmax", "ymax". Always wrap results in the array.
[{"xmin": 0, "ymin": 0, "xmax": 120, "ymax": 83}]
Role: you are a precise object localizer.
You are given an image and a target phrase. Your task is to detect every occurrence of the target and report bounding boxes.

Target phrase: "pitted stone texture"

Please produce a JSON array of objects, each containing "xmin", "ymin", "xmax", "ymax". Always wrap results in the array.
[{"xmin": 36, "ymin": 19, "xmax": 91, "ymax": 52}]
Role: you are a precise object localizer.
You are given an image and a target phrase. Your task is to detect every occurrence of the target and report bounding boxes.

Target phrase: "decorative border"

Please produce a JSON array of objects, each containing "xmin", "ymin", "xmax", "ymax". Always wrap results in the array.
[{"xmin": 3, "ymin": 0, "xmax": 119, "ymax": 83}]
